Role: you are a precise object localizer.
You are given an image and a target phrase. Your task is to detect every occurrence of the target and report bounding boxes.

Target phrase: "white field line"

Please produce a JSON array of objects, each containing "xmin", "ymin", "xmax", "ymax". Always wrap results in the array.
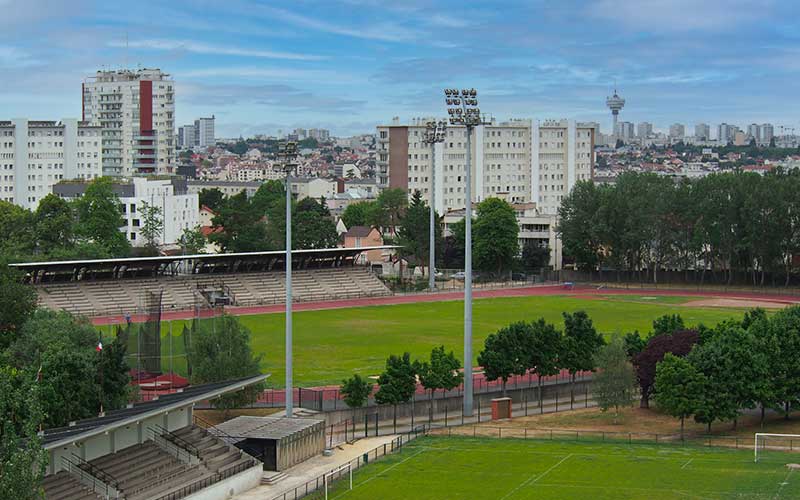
[
  {"xmin": 499, "ymin": 453, "xmax": 572, "ymax": 500},
  {"xmin": 332, "ymin": 449, "xmax": 424, "ymax": 499}
]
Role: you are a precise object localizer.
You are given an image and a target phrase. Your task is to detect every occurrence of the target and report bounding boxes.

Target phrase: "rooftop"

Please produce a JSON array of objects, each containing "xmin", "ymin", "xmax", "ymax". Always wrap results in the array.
[{"xmin": 213, "ymin": 415, "xmax": 324, "ymax": 442}]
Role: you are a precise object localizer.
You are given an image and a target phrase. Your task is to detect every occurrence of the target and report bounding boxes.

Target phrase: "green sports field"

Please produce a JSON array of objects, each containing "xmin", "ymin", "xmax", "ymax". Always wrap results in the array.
[
  {"xmin": 322, "ymin": 435, "xmax": 800, "ymax": 499},
  {"xmin": 120, "ymin": 294, "xmax": 753, "ymax": 386}
]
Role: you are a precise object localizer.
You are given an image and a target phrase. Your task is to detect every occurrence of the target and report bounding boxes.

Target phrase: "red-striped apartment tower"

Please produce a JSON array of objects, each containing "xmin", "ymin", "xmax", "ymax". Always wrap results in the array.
[{"xmin": 82, "ymin": 69, "xmax": 175, "ymax": 176}]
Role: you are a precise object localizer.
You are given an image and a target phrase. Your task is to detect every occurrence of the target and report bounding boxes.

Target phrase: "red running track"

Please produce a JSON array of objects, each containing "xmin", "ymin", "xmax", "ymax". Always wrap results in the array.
[{"xmin": 92, "ymin": 283, "xmax": 800, "ymax": 326}]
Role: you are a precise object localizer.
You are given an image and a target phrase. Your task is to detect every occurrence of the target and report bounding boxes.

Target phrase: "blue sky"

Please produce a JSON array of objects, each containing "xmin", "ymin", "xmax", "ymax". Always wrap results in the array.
[{"xmin": 1, "ymin": 0, "xmax": 799, "ymax": 138}]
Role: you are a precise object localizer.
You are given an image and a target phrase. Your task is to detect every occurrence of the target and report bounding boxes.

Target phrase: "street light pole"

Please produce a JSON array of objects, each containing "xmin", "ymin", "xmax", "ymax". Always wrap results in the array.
[
  {"xmin": 280, "ymin": 141, "xmax": 298, "ymax": 418},
  {"xmin": 423, "ymin": 120, "xmax": 446, "ymax": 291},
  {"xmin": 444, "ymin": 88, "xmax": 489, "ymax": 418}
]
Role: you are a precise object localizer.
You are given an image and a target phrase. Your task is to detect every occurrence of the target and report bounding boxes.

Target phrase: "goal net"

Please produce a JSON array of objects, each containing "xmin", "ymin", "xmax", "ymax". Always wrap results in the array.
[
  {"xmin": 754, "ymin": 433, "xmax": 800, "ymax": 462},
  {"xmin": 324, "ymin": 463, "xmax": 352, "ymax": 499}
]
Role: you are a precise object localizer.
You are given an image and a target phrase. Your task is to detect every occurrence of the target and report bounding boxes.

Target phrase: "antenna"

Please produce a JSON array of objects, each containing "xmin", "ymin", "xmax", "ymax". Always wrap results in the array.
[{"xmin": 125, "ymin": 32, "xmax": 129, "ymax": 70}]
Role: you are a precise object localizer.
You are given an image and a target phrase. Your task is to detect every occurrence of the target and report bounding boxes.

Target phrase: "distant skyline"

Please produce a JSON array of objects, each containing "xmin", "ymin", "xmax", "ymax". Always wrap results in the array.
[{"xmin": 1, "ymin": 0, "xmax": 799, "ymax": 138}]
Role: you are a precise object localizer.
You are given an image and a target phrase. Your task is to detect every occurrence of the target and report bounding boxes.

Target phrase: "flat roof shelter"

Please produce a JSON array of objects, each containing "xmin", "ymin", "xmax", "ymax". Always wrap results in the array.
[
  {"xmin": 10, "ymin": 246, "xmax": 399, "ymax": 283},
  {"xmin": 213, "ymin": 416, "xmax": 326, "ymax": 471}
]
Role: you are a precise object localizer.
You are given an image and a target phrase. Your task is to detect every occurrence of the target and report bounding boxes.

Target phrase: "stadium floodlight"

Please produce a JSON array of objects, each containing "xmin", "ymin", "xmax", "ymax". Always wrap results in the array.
[
  {"xmin": 444, "ymin": 88, "xmax": 490, "ymax": 418},
  {"xmin": 422, "ymin": 119, "xmax": 447, "ymax": 291},
  {"xmin": 278, "ymin": 141, "xmax": 299, "ymax": 418}
]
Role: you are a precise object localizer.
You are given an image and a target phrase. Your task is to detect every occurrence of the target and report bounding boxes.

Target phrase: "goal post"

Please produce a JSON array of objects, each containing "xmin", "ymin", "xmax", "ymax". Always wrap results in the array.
[
  {"xmin": 754, "ymin": 433, "xmax": 800, "ymax": 462},
  {"xmin": 324, "ymin": 463, "xmax": 352, "ymax": 499}
]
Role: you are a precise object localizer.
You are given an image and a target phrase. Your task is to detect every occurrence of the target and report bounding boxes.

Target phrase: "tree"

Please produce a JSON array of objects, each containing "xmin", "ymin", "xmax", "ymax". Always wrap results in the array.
[
  {"xmin": 187, "ymin": 314, "xmax": 264, "ymax": 414},
  {"xmin": 522, "ymin": 319, "xmax": 562, "ymax": 413},
  {"xmin": 652, "ymin": 314, "xmax": 685, "ymax": 337},
  {"xmin": 478, "ymin": 322, "xmax": 528, "ymax": 396},
  {"xmin": 139, "ymin": 201, "xmax": 164, "ymax": 250},
  {"xmin": 622, "ymin": 331, "xmax": 646, "ymax": 358},
  {"xmin": 293, "ymin": 198, "xmax": 339, "ymax": 249},
  {"xmin": 0, "ymin": 201, "xmax": 36, "ymax": 260},
  {"xmin": 7, "ymin": 309, "xmax": 130, "ymax": 427},
  {"xmin": 557, "ymin": 181, "xmax": 604, "ymax": 271},
  {"xmin": 415, "ymin": 346, "xmax": 462, "ymax": 423},
  {"xmin": 178, "ymin": 226, "xmax": 207, "ymax": 254},
  {"xmin": 633, "ymin": 329, "xmax": 698, "ymax": 408},
  {"xmin": 521, "ymin": 240, "xmax": 550, "ymax": 270},
  {"xmin": 340, "ymin": 374, "xmax": 373, "ymax": 409},
  {"xmin": 0, "ymin": 367, "xmax": 47, "ymax": 499},
  {"xmin": 561, "ymin": 311, "xmax": 604, "ymax": 408},
  {"xmin": 473, "ymin": 198, "xmax": 519, "ymax": 275},
  {"xmin": 370, "ymin": 188, "xmax": 407, "ymax": 237},
  {"xmin": 209, "ymin": 191, "xmax": 268, "ymax": 252},
  {"xmin": 341, "ymin": 201, "xmax": 377, "ymax": 230},
  {"xmin": 654, "ymin": 353, "xmax": 705, "ymax": 439},
  {"xmin": 0, "ymin": 264, "xmax": 37, "ymax": 350},
  {"xmin": 74, "ymin": 177, "xmax": 130, "ymax": 257},
  {"xmin": 754, "ymin": 306, "xmax": 800, "ymax": 419},
  {"xmin": 34, "ymin": 194, "xmax": 75, "ymax": 256},
  {"xmin": 397, "ymin": 191, "xmax": 442, "ymax": 275},
  {"xmin": 375, "ymin": 353, "xmax": 417, "ymax": 431},
  {"xmin": 199, "ymin": 188, "xmax": 225, "ymax": 212},
  {"xmin": 592, "ymin": 335, "xmax": 637, "ymax": 423}
]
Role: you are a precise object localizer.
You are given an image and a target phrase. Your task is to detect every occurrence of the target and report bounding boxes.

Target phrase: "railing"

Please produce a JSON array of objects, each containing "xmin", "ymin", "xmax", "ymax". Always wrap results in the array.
[
  {"xmin": 269, "ymin": 426, "xmax": 429, "ymax": 500},
  {"xmin": 149, "ymin": 424, "xmax": 200, "ymax": 465},
  {"xmin": 62, "ymin": 454, "xmax": 122, "ymax": 499},
  {"xmin": 429, "ymin": 425, "xmax": 800, "ymax": 452}
]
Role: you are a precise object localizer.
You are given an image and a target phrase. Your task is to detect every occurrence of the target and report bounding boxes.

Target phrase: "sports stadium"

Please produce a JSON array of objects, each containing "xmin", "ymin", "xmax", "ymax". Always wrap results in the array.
[{"xmin": 13, "ymin": 247, "xmax": 800, "ymax": 499}]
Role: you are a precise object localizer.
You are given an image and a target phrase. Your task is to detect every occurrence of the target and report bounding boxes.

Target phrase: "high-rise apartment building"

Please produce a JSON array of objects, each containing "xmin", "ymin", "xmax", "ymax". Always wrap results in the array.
[
  {"xmin": 0, "ymin": 119, "xmax": 102, "ymax": 209},
  {"xmin": 82, "ymin": 69, "xmax": 175, "ymax": 176},
  {"xmin": 309, "ymin": 128, "xmax": 330, "ymax": 141},
  {"xmin": 178, "ymin": 124, "xmax": 196, "ymax": 149},
  {"xmin": 376, "ymin": 117, "xmax": 594, "ymax": 216},
  {"xmin": 637, "ymin": 122, "xmax": 653, "ymax": 138},
  {"xmin": 695, "ymin": 123, "xmax": 710, "ymax": 140},
  {"xmin": 669, "ymin": 123, "xmax": 685, "ymax": 140},
  {"xmin": 761, "ymin": 123, "xmax": 774, "ymax": 145},
  {"xmin": 747, "ymin": 123, "xmax": 761, "ymax": 143},
  {"xmin": 194, "ymin": 116, "xmax": 215, "ymax": 148},
  {"xmin": 615, "ymin": 121, "xmax": 635, "ymax": 141},
  {"xmin": 717, "ymin": 123, "xmax": 737, "ymax": 143}
]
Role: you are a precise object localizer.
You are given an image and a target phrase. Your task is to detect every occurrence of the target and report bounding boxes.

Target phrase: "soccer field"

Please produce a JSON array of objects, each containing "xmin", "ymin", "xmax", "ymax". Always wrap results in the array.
[
  {"xmin": 122, "ymin": 294, "xmax": 751, "ymax": 386},
  {"xmin": 323, "ymin": 435, "xmax": 800, "ymax": 499}
]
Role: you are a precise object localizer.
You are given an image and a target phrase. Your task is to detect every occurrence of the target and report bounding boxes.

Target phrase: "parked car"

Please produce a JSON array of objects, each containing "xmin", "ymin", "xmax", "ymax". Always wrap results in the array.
[
  {"xmin": 452, "ymin": 271, "xmax": 466, "ymax": 280},
  {"xmin": 512, "ymin": 272, "xmax": 527, "ymax": 281}
]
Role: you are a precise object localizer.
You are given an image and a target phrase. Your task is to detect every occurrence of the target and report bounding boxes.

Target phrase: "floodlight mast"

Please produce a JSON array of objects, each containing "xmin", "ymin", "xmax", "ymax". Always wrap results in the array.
[
  {"xmin": 443, "ymin": 88, "xmax": 489, "ymax": 418},
  {"xmin": 280, "ymin": 141, "xmax": 299, "ymax": 417},
  {"xmin": 422, "ymin": 120, "xmax": 447, "ymax": 291}
]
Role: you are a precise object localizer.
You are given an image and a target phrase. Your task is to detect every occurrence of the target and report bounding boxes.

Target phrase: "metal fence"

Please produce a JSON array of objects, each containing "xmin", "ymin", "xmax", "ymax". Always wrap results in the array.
[{"xmin": 269, "ymin": 427, "xmax": 429, "ymax": 500}]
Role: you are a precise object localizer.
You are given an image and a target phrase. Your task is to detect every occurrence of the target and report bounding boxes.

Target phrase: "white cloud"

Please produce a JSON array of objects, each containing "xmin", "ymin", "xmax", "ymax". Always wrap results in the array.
[
  {"xmin": 180, "ymin": 66, "xmax": 358, "ymax": 85},
  {"xmin": 108, "ymin": 39, "xmax": 325, "ymax": 61},
  {"xmin": 589, "ymin": 0, "xmax": 773, "ymax": 32},
  {"xmin": 0, "ymin": 45, "xmax": 39, "ymax": 67}
]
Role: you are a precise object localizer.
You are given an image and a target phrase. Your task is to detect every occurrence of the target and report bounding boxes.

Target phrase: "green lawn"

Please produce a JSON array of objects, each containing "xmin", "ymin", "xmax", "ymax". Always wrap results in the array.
[
  {"xmin": 119, "ymin": 294, "xmax": 750, "ymax": 387},
  {"xmin": 323, "ymin": 435, "xmax": 800, "ymax": 499}
]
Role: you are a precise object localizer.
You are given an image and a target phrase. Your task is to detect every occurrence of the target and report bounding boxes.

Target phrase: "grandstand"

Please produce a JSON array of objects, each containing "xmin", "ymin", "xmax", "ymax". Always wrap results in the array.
[
  {"xmin": 41, "ymin": 375, "xmax": 267, "ymax": 500},
  {"xmin": 12, "ymin": 247, "xmax": 395, "ymax": 317}
]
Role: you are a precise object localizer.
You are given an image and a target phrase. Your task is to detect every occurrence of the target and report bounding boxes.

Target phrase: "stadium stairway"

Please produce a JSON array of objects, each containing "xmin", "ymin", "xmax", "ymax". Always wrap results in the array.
[{"xmin": 42, "ymin": 470, "xmax": 102, "ymax": 500}]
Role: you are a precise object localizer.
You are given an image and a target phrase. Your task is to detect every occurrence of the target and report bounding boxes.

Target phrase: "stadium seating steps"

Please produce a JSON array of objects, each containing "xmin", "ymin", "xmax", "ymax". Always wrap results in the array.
[
  {"xmin": 42, "ymin": 424, "xmax": 257, "ymax": 500},
  {"xmin": 34, "ymin": 267, "xmax": 390, "ymax": 317}
]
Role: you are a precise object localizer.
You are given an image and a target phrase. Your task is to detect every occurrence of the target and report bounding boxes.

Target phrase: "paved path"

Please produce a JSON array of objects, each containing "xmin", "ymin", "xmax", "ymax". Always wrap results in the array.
[
  {"xmin": 91, "ymin": 283, "xmax": 800, "ymax": 326},
  {"xmin": 234, "ymin": 434, "xmax": 400, "ymax": 500}
]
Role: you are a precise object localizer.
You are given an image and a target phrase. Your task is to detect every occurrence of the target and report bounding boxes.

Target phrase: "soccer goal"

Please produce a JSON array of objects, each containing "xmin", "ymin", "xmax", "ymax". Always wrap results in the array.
[
  {"xmin": 324, "ymin": 462, "xmax": 353, "ymax": 499},
  {"xmin": 754, "ymin": 433, "xmax": 800, "ymax": 462}
]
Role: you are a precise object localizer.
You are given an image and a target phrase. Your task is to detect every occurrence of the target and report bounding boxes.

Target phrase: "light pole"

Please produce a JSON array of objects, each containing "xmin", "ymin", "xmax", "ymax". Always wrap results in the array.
[
  {"xmin": 444, "ymin": 88, "xmax": 489, "ymax": 418},
  {"xmin": 422, "ymin": 120, "xmax": 447, "ymax": 291},
  {"xmin": 279, "ymin": 141, "xmax": 298, "ymax": 418}
]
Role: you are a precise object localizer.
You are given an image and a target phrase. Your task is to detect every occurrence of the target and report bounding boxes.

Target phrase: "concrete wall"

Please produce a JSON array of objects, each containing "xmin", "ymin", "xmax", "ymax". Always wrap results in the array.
[
  {"xmin": 185, "ymin": 463, "xmax": 262, "ymax": 500},
  {"xmin": 319, "ymin": 379, "xmax": 591, "ymax": 428},
  {"xmin": 276, "ymin": 421, "xmax": 326, "ymax": 472}
]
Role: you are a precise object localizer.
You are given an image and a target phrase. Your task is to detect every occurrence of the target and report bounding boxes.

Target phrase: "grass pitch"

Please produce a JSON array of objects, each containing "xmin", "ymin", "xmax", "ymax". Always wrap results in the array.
[
  {"xmin": 121, "ymin": 294, "xmax": 750, "ymax": 386},
  {"xmin": 323, "ymin": 435, "xmax": 800, "ymax": 499}
]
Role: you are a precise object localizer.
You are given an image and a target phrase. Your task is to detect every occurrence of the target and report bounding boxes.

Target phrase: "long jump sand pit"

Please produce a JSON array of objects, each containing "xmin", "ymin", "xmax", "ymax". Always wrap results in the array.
[{"xmin": 682, "ymin": 297, "xmax": 793, "ymax": 309}]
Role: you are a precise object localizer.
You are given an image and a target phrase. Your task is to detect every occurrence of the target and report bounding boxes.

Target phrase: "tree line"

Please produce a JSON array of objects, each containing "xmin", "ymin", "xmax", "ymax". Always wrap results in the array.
[
  {"xmin": 628, "ymin": 307, "xmax": 800, "ymax": 437},
  {"xmin": 559, "ymin": 169, "xmax": 800, "ymax": 285}
]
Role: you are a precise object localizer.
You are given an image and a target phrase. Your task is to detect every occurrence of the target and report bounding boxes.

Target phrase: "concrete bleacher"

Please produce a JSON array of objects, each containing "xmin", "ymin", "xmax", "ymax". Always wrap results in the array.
[
  {"xmin": 41, "ymin": 471, "xmax": 102, "ymax": 500},
  {"xmin": 43, "ymin": 425, "xmax": 257, "ymax": 500},
  {"xmin": 34, "ymin": 266, "xmax": 392, "ymax": 317}
]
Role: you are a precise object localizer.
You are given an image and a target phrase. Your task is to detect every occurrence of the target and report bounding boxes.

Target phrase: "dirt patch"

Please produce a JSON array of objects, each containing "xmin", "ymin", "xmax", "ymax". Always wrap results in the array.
[{"xmin": 682, "ymin": 298, "xmax": 791, "ymax": 309}]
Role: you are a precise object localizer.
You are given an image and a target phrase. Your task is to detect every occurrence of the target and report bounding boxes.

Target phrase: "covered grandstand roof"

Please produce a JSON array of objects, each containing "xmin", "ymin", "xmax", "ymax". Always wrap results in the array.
[
  {"xmin": 11, "ymin": 246, "xmax": 398, "ymax": 281},
  {"xmin": 41, "ymin": 374, "xmax": 268, "ymax": 450}
]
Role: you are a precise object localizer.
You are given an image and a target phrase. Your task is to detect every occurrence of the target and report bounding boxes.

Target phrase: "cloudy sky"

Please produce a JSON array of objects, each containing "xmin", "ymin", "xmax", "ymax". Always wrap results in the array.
[{"xmin": 1, "ymin": 0, "xmax": 799, "ymax": 137}]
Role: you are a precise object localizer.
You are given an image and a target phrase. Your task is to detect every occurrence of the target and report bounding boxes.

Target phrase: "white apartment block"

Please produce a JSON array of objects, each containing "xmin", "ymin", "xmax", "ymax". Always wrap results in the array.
[
  {"xmin": 178, "ymin": 124, "xmax": 196, "ymax": 149},
  {"xmin": 0, "ymin": 119, "xmax": 102, "ymax": 209},
  {"xmin": 377, "ymin": 118, "xmax": 594, "ymax": 216},
  {"xmin": 54, "ymin": 177, "xmax": 198, "ymax": 246},
  {"xmin": 82, "ymin": 69, "xmax": 175, "ymax": 176},
  {"xmin": 235, "ymin": 164, "xmax": 283, "ymax": 182}
]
